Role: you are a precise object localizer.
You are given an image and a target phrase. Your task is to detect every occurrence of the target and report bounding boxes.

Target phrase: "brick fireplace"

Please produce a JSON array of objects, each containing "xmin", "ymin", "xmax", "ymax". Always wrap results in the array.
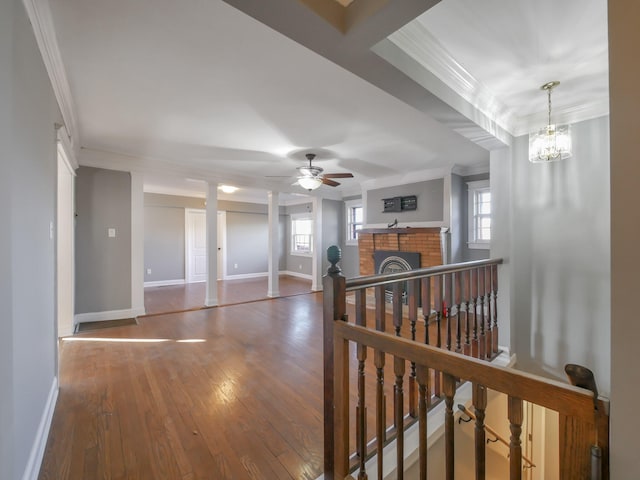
[{"xmin": 358, "ymin": 227, "xmax": 444, "ymax": 276}]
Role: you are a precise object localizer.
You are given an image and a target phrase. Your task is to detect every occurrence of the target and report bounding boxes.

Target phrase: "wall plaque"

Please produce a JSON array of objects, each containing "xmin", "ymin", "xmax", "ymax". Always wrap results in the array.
[{"xmin": 382, "ymin": 195, "xmax": 417, "ymax": 212}]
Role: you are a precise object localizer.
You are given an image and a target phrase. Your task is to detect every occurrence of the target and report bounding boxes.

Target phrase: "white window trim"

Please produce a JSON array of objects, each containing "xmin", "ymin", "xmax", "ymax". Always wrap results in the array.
[
  {"xmin": 290, "ymin": 212, "xmax": 313, "ymax": 257},
  {"xmin": 345, "ymin": 199, "xmax": 363, "ymax": 246},
  {"xmin": 467, "ymin": 179, "xmax": 490, "ymax": 250}
]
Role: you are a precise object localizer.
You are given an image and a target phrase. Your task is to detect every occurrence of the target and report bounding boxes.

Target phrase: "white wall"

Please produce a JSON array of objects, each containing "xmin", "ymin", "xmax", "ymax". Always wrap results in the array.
[
  {"xmin": 490, "ymin": 147, "xmax": 513, "ymax": 352},
  {"xmin": 1, "ymin": 1, "xmax": 60, "ymax": 478},
  {"xmin": 496, "ymin": 117, "xmax": 611, "ymax": 394},
  {"xmin": 609, "ymin": 0, "xmax": 640, "ymax": 475}
]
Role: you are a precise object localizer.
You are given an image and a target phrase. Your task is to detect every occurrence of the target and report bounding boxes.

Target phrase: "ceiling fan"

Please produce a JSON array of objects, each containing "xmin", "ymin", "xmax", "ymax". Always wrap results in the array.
[{"xmin": 295, "ymin": 153, "xmax": 354, "ymax": 191}]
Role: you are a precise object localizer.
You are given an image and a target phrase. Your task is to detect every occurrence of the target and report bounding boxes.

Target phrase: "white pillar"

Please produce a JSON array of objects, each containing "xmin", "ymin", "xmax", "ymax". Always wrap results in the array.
[
  {"xmin": 311, "ymin": 197, "xmax": 323, "ymax": 291},
  {"xmin": 205, "ymin": 183, "xmax": 218, "ymax": 307},
  {"xmin": 130, "ymin": 171, "xmax": 145, "ymax": 315},
  {"xmin": 267, "ymin": 191, "xmax": 280, "ymax": 297}
]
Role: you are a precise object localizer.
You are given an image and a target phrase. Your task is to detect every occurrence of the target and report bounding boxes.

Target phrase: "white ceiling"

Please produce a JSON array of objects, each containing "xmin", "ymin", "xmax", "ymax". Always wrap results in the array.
[
  {"xmin": 47, "ymin": 0, "xmax": 609, "ymax": 199},
  {"xmin": 390, "ymin": 0, "xmax": 609, "ymax": 135}
]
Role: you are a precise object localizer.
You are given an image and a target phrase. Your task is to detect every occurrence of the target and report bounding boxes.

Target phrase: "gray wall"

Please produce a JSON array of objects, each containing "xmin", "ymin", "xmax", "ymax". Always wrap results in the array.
[
  {"xmin": 460, "ymin": 173, "xmax": 491, "ymax": 262},
  {"xmin": 144, "ymin": 206, "xmax": 185, "ymax": 282},
  {"xmin": 497, "ymin": 116, "xmax": 611, "ymax": 394},
  {"xmin": 75, "ymin": 167, "xmax": 132, "ymax": 313},
  {"xmin": 1, "ymin": 1, "xmax": 60, "ymax": 477},
  {"xmin": 222, "ymin": 201, "xmax": 286, "ymax": 275},
  {"xmin": 145, "ymin": 194, "xmax": 287, "ymax": 280},
  {"xmin": 227, "ymin": 212, "xmax": 268, "ymax": 275},
  {"xmin": 366, "ymin": 179, "xmax": 444, "ymax": 224},
  {"xmin": 144, "ymin": 193, "xmax": 204, "ymax": 282}
]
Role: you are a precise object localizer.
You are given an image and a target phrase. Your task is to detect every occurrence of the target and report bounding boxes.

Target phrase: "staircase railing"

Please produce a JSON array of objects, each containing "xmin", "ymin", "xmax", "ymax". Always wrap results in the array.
[{"xmin": 322, "ymin": 246, "xmax": 609, "ymax": 480}]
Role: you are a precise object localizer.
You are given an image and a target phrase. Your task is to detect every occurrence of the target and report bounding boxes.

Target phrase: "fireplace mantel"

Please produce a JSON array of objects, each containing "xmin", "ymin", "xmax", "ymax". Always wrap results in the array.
[{"xmin": 358, "ymin": 227, "xmax": 440, "ymax": 235}]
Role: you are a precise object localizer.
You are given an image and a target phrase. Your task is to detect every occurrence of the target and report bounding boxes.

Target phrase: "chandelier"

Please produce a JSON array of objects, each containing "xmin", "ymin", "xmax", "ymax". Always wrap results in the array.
[{"xmin": 528, "ymin": 81, "xmax": 572, "ymax": 163}]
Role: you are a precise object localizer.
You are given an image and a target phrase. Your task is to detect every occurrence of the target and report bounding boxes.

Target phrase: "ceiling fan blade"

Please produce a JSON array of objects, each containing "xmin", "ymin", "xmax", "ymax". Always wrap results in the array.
[
  {"xmin": 321, "ymin": 177, "xmax": 340, "ymax": 187},
  {"xmin": 323, "ymin": 172, "xmax": 354, "ymax": 179}
]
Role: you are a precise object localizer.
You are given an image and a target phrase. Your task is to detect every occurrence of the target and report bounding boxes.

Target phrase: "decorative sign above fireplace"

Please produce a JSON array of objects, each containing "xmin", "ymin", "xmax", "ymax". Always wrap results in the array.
[{"xmin": 382, "ymin": 195, "xmax": 417, "ymax": 213}]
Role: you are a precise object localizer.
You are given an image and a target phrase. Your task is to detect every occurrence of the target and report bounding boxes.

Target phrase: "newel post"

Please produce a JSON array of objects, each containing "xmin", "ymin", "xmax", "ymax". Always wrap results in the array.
[{"xmin": 323, "ymin": 246, "xmax": 347, "ymax": 480}]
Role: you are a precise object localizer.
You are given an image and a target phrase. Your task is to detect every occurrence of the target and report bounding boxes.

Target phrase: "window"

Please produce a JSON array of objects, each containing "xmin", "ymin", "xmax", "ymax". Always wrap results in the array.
[
  {"xmin": 345, "ymin": 200, "xmax": 363, "ymax": 246},
  {"xmin": 468, "ymin": 180, "xmax": 491, "ymax": 249},
  {"xmin": 291, "ymin": 214, "xmax": 313, "ymax": 255}
]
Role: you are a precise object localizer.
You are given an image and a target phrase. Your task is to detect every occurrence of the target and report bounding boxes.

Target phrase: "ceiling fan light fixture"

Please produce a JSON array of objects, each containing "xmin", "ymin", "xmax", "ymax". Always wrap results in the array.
[
  {"xmin": 529, "ymin": 81, "xmax": 572, "ymax": 163},
  {"xmin": 298, "ymin": 176, "xmax": 323, "ymax": 191}
]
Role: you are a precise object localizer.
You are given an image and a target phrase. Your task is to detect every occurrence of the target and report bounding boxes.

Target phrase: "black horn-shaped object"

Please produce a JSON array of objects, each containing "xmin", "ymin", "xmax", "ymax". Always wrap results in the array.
[
  {"xmin": 564, "ymin": 364, "xmax": 602, "ymax": 480},
  {"xmin": 564, "ymin": 364, "xmax": 598, "ymax": 403}
]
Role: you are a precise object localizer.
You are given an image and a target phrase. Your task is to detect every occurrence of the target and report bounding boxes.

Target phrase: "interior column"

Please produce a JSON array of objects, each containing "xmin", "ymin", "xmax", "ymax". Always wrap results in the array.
[
  {"xmin": 311, "ymin": 196, "xmax": 323, "ymax": 291},
  {"xmin": 267, "ymin": 191, "xmax": 280, "ymax": 297},
  {"xmin": 205, "ymin": 182, "xmax": 218, "ymax": 307},
  {"xmin": 130, "ymin": 171, "xmax": 145, "ymax": 316}
]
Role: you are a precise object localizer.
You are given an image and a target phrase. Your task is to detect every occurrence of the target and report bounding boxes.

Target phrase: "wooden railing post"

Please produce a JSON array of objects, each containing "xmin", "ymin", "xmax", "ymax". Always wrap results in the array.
[
  {"xmin": 323, "ymin": 246, "xmax": 346, "ymax": 480},
  {"xmin": 443, "ymin": 373, "xmax": 457, "ymax": 480},
  {"xmin": 508, "ymin": 396, "xmax": 523, "ymax": 480},
  {"xmin": 472, "ymin": 383, "xmax": 488, "ymax": 480}
]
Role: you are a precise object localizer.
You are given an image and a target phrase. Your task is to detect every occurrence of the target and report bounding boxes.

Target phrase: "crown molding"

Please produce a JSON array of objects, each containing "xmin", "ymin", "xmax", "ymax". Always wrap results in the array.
[
  {"xmin": 23, "ymin": 0, "xmax": 80, "ymax": 153},
  {"xmin": 388, "ymin": 22, "xmax": 516, "ymax": 135},
  {"xmin": 451, "ymin": 163, "xmax": 489, "ymax": 177}
]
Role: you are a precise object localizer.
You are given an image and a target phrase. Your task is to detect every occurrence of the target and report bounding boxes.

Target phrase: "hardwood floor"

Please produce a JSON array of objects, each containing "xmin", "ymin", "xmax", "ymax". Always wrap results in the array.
[
  {"xmin": 144, "ymin": 275, "xmax": 312, "ymax": 315},
  {"xmin": 41, "ymin": 294, "xmax": 326, "ymax": 480},
  {"xmin": 41, "ymin": 281, "xmax": 465, "ymax": 479}
]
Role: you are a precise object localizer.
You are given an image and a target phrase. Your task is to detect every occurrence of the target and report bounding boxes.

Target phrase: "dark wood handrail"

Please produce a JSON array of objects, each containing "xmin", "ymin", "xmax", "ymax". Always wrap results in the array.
[
  {"xmin": 335, "ymin": 321, "xmax": 601, "ymax": 420},
  {"xmin": 345, "ymin": 258, "xmax": 503, "ymax": 290}
]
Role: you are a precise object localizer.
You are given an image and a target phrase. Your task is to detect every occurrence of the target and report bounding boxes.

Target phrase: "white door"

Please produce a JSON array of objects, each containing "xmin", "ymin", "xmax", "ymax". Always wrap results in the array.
[{"xmin": 185, "ymin": 209, "xmax": 207, "ymax": 283}]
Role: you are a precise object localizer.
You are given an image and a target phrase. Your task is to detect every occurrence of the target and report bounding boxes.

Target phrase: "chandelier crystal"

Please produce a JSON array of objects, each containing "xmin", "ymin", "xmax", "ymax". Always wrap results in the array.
[{"xmin": 528, "ymin": 81, "xmax": 572, "ymax": 163}]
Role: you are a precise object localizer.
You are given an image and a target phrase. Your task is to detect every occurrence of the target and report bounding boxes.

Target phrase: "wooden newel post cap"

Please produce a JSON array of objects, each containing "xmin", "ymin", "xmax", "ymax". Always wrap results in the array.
[{"xmin": 327, "ymin": 245, "xmax": 342, "ymax": 274}]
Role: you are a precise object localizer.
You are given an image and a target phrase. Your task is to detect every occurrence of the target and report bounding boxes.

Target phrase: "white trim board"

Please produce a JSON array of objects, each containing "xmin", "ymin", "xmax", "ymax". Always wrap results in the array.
[
  {"xmin": 22, "ymin": 0, "xmax": 80, "ymax": 154},
  {"xmin": 223, "ymin": 271, "xmax": 313, "ymax": 281},
  {"xmin": 280, "ymin": 270, "xmax": 313, "ymax": 281},
  {"xmin": 144, "ymin": 279, "xmax": 186, "ymax": 288},
  {"xmin": 74, "ymin": 308, "xmax": 145, "ymax": 325},
  {"xmin": 21, "ymin": 377, "xmax": 58, "ymax": 480},
  {"xmin": 223, "ymin": 272, "xmax": 268, "ymax": 281}
]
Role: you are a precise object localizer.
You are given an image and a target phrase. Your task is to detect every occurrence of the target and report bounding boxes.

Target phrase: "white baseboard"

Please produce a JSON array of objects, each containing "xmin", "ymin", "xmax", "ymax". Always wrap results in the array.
[
  {"xmin": 74, "ymin": 307, "xmax": 146, "ymax": 325},
  {"xmin": 223, "ymin": 271, "xmax": 313, "ymax": 281},
  {"xmin": 144, "ymin": 279, "xmax": 185, "ymax": 288},
  {"xmin": 21, "ymin": 377, "xmax": 58, "ymax": 480},
  {"xmin": 280, "ymin": 270, "xmax": 313, "ymax": 280},
  {"xmin": 223, "ymin": 272, "xmax": 268, "ymax": 280}
]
